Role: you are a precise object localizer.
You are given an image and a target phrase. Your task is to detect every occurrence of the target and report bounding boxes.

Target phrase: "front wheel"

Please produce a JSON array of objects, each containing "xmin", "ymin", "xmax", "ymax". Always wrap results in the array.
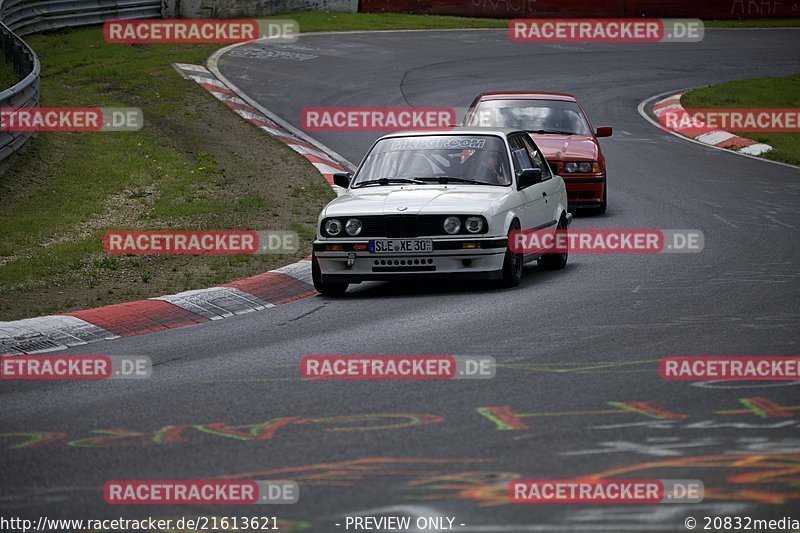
[
  {"xmin": 501, "ymin": 221, "xmax": 523, "ymax": 287},
  {"xmin": 312, "ymin": 253, "xmax": 348, "ymax": 296},
  {"xmin": 538, "ymin": 216, "xmax": 568, "ymax": 270}
]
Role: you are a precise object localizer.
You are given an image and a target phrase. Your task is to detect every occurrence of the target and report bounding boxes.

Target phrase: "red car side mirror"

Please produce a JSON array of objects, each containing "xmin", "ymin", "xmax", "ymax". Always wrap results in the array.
[{"xmin": 596, "ymin": 126, "xmax": 613, "ymax": 137}]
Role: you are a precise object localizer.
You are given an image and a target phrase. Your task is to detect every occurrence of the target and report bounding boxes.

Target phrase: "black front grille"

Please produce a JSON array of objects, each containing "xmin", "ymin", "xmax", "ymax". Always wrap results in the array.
[
  {"xmin": 385, "ymin": 216, "xmax": 419, "ymax": 238},
  {"xmin": 361, "ymin": 217, "xmax": 385, "ymax": 237}
]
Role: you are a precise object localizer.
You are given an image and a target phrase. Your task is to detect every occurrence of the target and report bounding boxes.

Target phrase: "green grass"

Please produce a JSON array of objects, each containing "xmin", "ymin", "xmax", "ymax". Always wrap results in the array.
[
  {"xmin": 0, "ymin": 33, "xmax": 218, "ymax": 285},
  {"xmin": 682, "ymin": 75, "xmax": 800, "ymax": 165},
  {"xmin": 0, "ymin": 55, "xmax": 18, "ymax": 89},
  {"xmin": 24, "ymin": 30, "xmax": 216, "ymax": 110}
]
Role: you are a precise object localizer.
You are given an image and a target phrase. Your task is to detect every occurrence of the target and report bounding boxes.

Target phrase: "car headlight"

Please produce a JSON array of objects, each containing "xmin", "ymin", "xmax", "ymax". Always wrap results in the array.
[
  {"xmin": 345, "ymin": 218, "xmax": 362, "ymax": 236},
  {"xmin": 563, "ymin": 161, "xmax": 596, "ymax": 173},
  {"xmin": 324, "ymin": 218, "xmax": 342, "ymax": 236},
  {"xmin": 465, "ymin": 216, "xmax": 484, "ymax": 234},
  {"xmin": 443, "ymin": 216, "xmax": 461, "ymax": 235}
]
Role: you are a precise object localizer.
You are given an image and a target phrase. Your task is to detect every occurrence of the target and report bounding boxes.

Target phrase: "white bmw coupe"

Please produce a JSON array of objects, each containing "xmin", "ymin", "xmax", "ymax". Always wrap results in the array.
[{"xmin": 312, "ymin": 128, "xmax": 571, "ymax": 296}]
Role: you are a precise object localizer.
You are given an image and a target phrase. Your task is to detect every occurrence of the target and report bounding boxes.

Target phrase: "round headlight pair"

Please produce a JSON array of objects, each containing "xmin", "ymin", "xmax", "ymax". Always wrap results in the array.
[
  {"xmin": 563, "ymin": 161, "xmax": 594, "ymax": 173},
  {"xmin": 443, "ymin": 216, "xmax": 484, "ymax": 235},
  {"xmin": 324, "ymin": 218, "xmax": 362, "ymax": 236}
]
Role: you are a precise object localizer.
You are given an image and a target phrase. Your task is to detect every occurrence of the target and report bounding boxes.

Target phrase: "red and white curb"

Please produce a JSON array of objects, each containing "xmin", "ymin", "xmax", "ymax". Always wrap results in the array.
[
  {"xmin": 652, "ymin": 92, "xmax": 772, "ymax": 157},
  {"xmin": 0, "ymin": 63, "xmax": 346, "ymax": 355},
  {"xmin": 0, "ymin": 260, "xmax": 315, "ymax": 355}
]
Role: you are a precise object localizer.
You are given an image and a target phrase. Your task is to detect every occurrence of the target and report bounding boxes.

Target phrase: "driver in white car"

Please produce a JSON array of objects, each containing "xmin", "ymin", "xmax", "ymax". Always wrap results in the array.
[{"xmin": 459, "ymin": 149, "xmax": 507, "ymax": 185}]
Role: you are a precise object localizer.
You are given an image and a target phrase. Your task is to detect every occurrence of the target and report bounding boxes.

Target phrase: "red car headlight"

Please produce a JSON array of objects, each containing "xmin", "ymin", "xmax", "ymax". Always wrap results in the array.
[{"xmin": 563, "ymin": 161, "xmax": 600, "ymax": 173}]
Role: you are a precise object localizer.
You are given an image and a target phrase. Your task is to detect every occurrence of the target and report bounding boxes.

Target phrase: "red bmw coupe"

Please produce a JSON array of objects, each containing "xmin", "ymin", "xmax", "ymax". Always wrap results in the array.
[{"xmin": 464, "ymin": 92, "xmax": 612, "ymax": 214}]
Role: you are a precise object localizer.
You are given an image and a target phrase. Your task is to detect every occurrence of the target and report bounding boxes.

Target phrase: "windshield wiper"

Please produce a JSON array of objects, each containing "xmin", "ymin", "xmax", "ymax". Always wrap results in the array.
[
  {"xmin": 415, "ymin": 176, "xmax": 487, "ymax": 185},
  {"xmin": 354, "ymin": 177, "xmax": 425, "ymax": 187},
  {"xmin": 527, "ymin": 129, "xmax": 575, "ymax": 135}
]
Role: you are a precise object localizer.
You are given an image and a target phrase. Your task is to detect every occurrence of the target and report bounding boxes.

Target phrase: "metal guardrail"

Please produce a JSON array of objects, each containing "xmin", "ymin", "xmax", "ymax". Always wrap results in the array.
[
  {"xmin": 0, "ymin": 0, "xmax": 161, "ymax": 162},
  {"xmin": 0, "ymin": 21, "xmax": 38, "ymax": 161},
  {"xmin": 2, "ymin": 0, "xmax": 162, "ymax": 36}
]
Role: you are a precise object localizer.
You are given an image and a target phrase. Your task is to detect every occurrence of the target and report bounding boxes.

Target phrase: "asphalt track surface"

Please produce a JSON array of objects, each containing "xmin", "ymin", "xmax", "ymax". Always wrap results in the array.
[{"xmin": 3, "ymin": 29, "xmax": 800, "ymax": 532}]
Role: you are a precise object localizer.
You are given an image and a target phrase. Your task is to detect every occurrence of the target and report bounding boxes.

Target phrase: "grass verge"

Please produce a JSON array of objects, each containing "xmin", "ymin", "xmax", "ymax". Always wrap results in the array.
[
  {"xmin": 0, "ymin": 56, "xmax": 18, "ymax": 89},
  {"xmin": 681, "ymin": 74, "xmax": 800, "ymax": 166}
]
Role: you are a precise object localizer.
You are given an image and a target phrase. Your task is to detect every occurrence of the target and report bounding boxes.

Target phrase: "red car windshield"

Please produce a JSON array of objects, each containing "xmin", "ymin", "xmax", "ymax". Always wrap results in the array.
[{"xmin": 468, "ymin": 99, "xmax": 592, "ymax": 136}]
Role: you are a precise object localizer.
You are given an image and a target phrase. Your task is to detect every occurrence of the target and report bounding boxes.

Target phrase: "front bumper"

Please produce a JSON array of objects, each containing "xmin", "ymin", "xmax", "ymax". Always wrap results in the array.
[
  {"xmin": 313, "ymin": 237, "xmax": 507, "ymax": 283},
  {"xmin": 563, "ymin": 175, "xmax": 605, "ymax": 207}
]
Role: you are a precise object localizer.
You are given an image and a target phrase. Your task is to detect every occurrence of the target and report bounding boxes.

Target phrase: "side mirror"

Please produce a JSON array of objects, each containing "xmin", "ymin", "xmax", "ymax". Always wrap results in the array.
[
  {"xmin": 595, "ymin": 126, "xmax": 613, "ymax": 137},
  {"xmin": 517, "ymin": 167, "xmax": 542, "ymax": 189},
  {"xmin": 332, "ymin": 172, "xmax": 351, "ymax": 188}
]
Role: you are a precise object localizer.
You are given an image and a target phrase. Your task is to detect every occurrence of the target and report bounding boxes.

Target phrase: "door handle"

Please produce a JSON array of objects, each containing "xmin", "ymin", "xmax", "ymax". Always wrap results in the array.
[{"xmin": 542, "ymin": 191, "xmax": 547, "ymax": 197}]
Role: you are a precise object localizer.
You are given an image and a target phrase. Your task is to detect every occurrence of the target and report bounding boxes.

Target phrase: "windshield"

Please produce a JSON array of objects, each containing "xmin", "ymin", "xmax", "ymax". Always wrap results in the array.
[
  {"xmin": 467, "ymin": 99, "xmax": 592, "ymax": 136},
  {"xmin": 352, "ymin": 135, "xmax": 512, "ymax": 187}
]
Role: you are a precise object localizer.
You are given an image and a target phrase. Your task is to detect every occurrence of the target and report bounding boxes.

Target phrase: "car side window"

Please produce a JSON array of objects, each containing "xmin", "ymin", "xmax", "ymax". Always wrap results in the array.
[
  {"xmin": 512, "ymin": 149, "xmax": 533, "ymax": 175},
  {"xmin": 508, "ymin": 136, "xmax": 533, "ymax": 174},
  {"xmin": 522, "ymin": 137, "xmax": 552, "ymax": 181}
]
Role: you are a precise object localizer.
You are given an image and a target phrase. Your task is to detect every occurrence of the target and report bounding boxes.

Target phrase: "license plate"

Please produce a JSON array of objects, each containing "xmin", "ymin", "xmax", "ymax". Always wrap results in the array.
[{"xmin": 369, "ymin": 239, "xmax": 433, "ymax": 254}]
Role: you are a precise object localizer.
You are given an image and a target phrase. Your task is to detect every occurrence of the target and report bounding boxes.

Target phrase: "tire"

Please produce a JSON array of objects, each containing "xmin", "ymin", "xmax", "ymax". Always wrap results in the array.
[
  {"xmin": 501, "ymin": 220, "xmax": 524, "ymax": 287},
  {"xmin": 312, "ymin": 253, "xmax": 348, "ymax": 297},
  {"xmin": 538, "ymin": 216, "xmax": 568, "ymax": 270}
]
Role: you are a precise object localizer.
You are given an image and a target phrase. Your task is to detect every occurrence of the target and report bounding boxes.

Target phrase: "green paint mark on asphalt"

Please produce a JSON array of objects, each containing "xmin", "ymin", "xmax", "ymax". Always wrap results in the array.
[{"xmin": 495, "ymin": 359, "xmax": 659, "ymax": 374}]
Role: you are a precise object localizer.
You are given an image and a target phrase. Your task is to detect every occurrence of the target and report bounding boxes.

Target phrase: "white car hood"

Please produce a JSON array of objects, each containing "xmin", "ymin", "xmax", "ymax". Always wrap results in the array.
[{"xmin": 324, "ymin": 185, "xmax": 508, "ymax": 217}]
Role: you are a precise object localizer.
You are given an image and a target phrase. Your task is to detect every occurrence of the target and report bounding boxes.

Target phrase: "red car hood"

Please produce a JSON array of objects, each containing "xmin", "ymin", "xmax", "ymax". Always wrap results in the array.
[{"xmin": 528, "ymin": 134, "xmax": 598, "ymax": 162}]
